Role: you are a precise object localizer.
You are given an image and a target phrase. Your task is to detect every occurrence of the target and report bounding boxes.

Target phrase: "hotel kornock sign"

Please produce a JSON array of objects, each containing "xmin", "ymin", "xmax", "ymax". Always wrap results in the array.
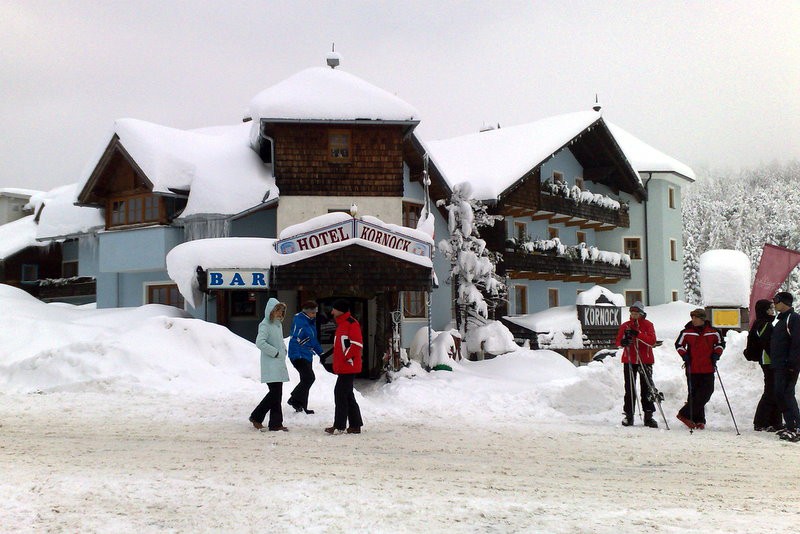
[{"xmin": 275, "ymin": 218, "xmax": 432, "ymax": 258}]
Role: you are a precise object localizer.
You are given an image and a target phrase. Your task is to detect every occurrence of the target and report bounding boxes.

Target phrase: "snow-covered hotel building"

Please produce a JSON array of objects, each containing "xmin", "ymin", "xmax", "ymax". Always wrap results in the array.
[{"xmin": 19, "ymin": 60, "xmax": 693, "ymax": 374}]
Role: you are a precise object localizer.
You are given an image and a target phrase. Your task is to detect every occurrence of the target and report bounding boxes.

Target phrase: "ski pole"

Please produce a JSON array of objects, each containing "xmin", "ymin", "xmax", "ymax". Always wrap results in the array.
[
  {"xmin": 715, "ymin": 365, "xmax": 740, "ymax": 436},
  {"xmin": 635, "ymin": 340, "xmax": 670, "ymax": 430}
]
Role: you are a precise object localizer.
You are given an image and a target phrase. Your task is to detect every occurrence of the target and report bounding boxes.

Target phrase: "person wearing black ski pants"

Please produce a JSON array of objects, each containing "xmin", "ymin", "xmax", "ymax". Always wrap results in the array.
[
  {"xmin": 623, "ymin": 363, "xmax": 655, "ymax": 418},
  {"xmin": 333, "ymin": 374, "xmax": 363, "ymax": 431},
  {"xmin": 681, "ymin": 373, "xmax": 715, "ymax": 425},
  {"xmin": 770, "ymin": 292, "xmax": 800, "ymax": 439},
  {"xmin": 251, "ymin": 382, "xmax": 284, "ymax": 429}
]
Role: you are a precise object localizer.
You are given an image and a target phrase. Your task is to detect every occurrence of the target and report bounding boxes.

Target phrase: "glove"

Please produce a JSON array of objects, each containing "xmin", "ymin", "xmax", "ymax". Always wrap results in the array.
[
  {"xmin": 627, "ymin": 329, "xmax": 639, "ymax": 338},
  {"xmin": 711, "ymin": 354, "xmax": 720, "ymax": 365},
  {"xmin": 620, "ymin": 337, "xmax": 631, "ymax": 347},
  {"xmin": 681, "ymin": 354, "xmax": 690, "ymax": 365}
]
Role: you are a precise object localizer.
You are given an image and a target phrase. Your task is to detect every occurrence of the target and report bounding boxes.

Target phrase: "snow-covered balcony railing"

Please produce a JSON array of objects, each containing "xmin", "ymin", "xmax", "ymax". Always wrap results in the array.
[
  {"xmin": 538, "ymin": 179, "xmax": 630, "ymax": 229},
  {"xmin": 501, "ymin": 238, "xmax": 631, "ymax": 283}
]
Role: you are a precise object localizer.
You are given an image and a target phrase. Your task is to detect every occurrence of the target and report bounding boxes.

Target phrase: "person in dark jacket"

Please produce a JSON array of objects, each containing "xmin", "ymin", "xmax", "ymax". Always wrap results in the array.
[
  {"xmin": 747, "ymin": 299, "xmax": 783, "ymax": 431},
  {"xmin": 769, "ymin": 291, "xmax": 800, "ymax": 442},
  {"xmin": 287, "ymin": 300, "xmax": 324, "ymax": 415},
  {"xmin": 674, "ymin": 308, "xmax": 724, "ymax": 429},
  {"xmin": 324, "ymin": 299, "xmax": 364, "ymax": 435},
  {"xmin": 614, "ymin": 301, "xmax": 659, "ymax": 428}
]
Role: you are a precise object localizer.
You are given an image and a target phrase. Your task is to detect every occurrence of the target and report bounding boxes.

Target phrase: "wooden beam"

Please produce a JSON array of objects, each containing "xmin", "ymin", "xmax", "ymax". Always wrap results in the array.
[
  {"xmin": 564, "ymin": 217, "xmax": 586, "ymax": 227},
  {"xmin": 550, "ymin": 215, "xmax": 571, "ymax": 224},
  {"xmin": 532, "ymin": 212, "xmax": 553, "ymax": 221}
]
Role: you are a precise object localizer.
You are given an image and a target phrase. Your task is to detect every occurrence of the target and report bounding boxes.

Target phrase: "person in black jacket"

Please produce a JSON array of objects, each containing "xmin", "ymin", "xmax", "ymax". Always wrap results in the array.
[
  {"xmin": 769, "ymin": 292, "xmax": 800, "ymax": 442},
  {"xmin": 747, "ymin": 299, "xmax": 783, "ymax": 431}
]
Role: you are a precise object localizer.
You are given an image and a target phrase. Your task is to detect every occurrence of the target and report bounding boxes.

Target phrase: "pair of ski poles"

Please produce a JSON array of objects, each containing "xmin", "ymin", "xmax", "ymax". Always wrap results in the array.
[{"xmin": 680, "ymin": 351, "xmax": 740, "ymax": 436}]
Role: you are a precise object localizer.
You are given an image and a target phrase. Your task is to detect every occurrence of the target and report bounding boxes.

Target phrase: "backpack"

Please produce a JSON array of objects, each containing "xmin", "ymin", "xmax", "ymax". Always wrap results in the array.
[{"xmin": 743, "ymin": 323, "xmax": 768, "ymax": 362}]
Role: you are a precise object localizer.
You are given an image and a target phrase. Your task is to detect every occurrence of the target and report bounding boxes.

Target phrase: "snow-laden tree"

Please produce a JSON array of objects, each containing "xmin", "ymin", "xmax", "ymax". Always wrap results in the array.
[
  {"xmin": 437, "ymin": 182, "xmax": 506, "ymax": 332},
  {"xmin": 683, "ymin": 161, "xmax": 800, "ymax": 300}
]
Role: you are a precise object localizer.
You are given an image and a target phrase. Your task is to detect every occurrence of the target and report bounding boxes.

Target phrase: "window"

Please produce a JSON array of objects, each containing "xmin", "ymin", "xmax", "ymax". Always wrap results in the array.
[
  {"xmin": 552, "ymin": 171, "xmax": 565, "ymax": 184},
  {"xmin": 231, "ymin": 291, "xmax": 258, "ymax": 317},
  {"xmin": 548, "ymin": 288, "xmax": 559, "ymax": 308},
  {"xmin": 625, "ymin": 291, "xmax": 643, "ymax": 307},
  {"xmin": 575, "ymin": 177, "xmax": 584, "ymax": 190},
  {"xmin": 576, "ymin": 231, "xmax": 587, "ymax": 244},
  {"xmin": 670, "ymin": 239, "xmax": 678, "ymax": 261},
  {"xmin": 62, "ymin": 260, "xmax": 79, "ymax": 278},
  {"xmin": 514, "ymin": 286, "xmax": 527, "ymax": 314},
  {"xmin": 21, "ymin": 264, "xmax": 38, "ymax": 283},
  {"xmin": 668, "ymin": 187, "xmax": 676, "ymax": 209},
  {"xmin": 548, "ymin": 227, "xmax": 559, "ymax": 240},
  {"xmin": 108, "ymin": 194, "xmax": 162, "ymax": 227},
  {"xmin": 146, "ymin": 283, "xmax": 185, "ymax": 309},
  {"xmin": 515, "ymin": 221, "xmax": 527, "ymax": 241},
  {"xmin": 624, "ymin": 237, "xmax": 642, "ymax": 260},
  {"xmin": 403, "ymin": 291, "xmax": 426, "ymax": 318},
  {"xmin": 672, "ymin": 290, "xmax": 679, "ymax": 302},
  {"xmin": 328, "ymin": 129, "xmax": 351, "ymax": 162},
  {"xmin": 402, "ymin": 202, "xmax": 423, "ymax": 228}
]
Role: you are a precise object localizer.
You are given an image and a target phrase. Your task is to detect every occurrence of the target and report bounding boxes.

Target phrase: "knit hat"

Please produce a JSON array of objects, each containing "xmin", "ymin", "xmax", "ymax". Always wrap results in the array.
[
  {"xmin": 332, "ymin": 299, "xmax": 350, "ymax": 313},
  {"xmin": 629, "ymin": 301, "xmax": 645, "ymax": 313},
  {"xmin": 773, "ymin": 291, "xmax": 794, "ymax": 307}
]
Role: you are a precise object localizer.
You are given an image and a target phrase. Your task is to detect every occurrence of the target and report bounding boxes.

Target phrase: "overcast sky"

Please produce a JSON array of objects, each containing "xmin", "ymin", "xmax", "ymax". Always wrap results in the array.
[{"xmin": 1, "ymin": 0, "xmax": 798, "ymax": 192}]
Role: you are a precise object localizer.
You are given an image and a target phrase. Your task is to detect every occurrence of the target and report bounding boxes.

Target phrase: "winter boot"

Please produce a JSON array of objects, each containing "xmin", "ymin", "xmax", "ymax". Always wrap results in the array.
[
  {"xmin": 676, "ymin": 413, "xmax": 696, "ymax": 429},
  {"xmin": 621, "ymin": 415, "xmax": 634, "ymax": 427},
  {"xmin": 644, "ymin": 413, "xmax": 659, "ymax": 428}
]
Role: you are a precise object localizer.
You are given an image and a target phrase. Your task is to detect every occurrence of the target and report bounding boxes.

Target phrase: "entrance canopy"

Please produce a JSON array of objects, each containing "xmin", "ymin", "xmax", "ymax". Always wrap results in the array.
[{"xmin": 166, "ymin": 212, "xmax": 434, "ymax": 308}]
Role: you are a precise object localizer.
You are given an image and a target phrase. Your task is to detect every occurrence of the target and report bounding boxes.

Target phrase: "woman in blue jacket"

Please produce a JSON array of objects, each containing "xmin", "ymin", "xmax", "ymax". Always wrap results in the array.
[
  {"xmin": 287, "ymin": 300, "xmax": 324, "ymax": 414},
  {"xmin": 249, "ymin": 298, "xmax": 290, "ymax": 431}
]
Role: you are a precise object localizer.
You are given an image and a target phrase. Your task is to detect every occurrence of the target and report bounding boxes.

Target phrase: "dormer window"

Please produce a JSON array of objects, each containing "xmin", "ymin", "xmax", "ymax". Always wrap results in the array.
[
  {"xmin": 108, "ymin": 194, "xmax": 164, "ymax": 228},
  {"xmin": 329, "ymin": 129, "xmax": 351, "ymax": 162}
]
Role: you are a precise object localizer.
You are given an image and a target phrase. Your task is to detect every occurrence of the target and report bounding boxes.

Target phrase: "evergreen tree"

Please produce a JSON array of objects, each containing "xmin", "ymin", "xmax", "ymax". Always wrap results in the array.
[{"xmin": 437, "ymin": 182, "xmax": 506, "ymax": 333}]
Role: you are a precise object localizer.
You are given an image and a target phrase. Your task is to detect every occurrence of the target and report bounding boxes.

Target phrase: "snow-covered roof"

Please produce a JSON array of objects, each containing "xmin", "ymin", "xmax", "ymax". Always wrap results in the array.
[
  {"xmin": 247, "ymin": 67, "xmax": 420, "ymax": 124},
  {"xmin": 30, "ymin": 184, "xmax": 104, "ymax": 240},
  {"xmin": 607, "ymin": 122, "xmax": 696, "ymax": 181},
  {"xmin": 78, "ymin": 120, "xmax": 277, "ymax": 218},
  {"xmin": 0, "ymin": 188, "xmax": 42, "ymax": 199},
  {"xmin": 0, "ymin": 215, "xmax": 49, "ymax": 260},
  {"xmin": 425, "ymin": 111, "xmax": 603, "ymax": 200}
]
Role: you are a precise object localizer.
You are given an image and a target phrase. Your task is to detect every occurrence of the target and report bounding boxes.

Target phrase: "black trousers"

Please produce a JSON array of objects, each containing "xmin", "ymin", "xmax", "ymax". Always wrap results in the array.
[
  {"xmin": 678, "ymin": 373, "xmax": 715, "ymax": 424},
  {"xmin": 288, "ymin": 358, "xmax": 316, "ymax": 410},
  {"xmin": 251, "ymin": 382, "xmax": 283, "ymax": 429},
  {"xmin": 774, "ymin": 368, "xmax": 800, "ymax": 431},
  {"xmin": 754, "ymin": 365, "xmax": 783, "ymax": 430},
  {"xmin": 333, "ymin": 374, "xmax": 363, "ymax": 431},
  {"xmin": 623, "ymin": 363, "xmax": 655, "ymax": 417}
]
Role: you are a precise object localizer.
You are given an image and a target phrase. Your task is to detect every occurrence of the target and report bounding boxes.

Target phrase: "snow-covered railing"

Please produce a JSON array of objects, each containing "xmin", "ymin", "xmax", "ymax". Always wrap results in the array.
[
  {"xmin": 541, "ymin": 179, "xmax": 627, "ymax": 212},
  {"xmin": 515, "ymin": 238, "xmax": 631, "ymax": 267}
]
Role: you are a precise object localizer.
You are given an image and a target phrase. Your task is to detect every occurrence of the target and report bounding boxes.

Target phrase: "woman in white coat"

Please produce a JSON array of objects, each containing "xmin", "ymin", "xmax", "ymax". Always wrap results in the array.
[{"xmin": 249, "ymin": 298, "xmax": 290, "ymax": 431}]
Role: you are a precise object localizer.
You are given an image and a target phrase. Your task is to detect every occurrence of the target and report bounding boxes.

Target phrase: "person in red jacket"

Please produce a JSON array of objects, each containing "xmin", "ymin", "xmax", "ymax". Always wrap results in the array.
[
  {"xmin": 325, "ymin": 299, "xmax": 364, "ymax": 435},
  {"xmin": 615, "ymin": 301, "xmax": 658, "ymax": 428},
  {"xmin": 674, "ymin": 308, "xmax": 725, "ymax": 429}
]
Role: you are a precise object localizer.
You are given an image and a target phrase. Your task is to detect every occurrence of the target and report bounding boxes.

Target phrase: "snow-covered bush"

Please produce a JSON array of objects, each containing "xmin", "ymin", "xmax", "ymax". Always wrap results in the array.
[
  {"xmin": 464, "ymin": 320, "xmax": 518, "ymax": 356},
  {"xmin": 517, "ymin": 238, "xmax": 631, "ymax": 267},
  {"xmin": 541, "ymin": 179, "xmax": 627, "ymax": 211}
]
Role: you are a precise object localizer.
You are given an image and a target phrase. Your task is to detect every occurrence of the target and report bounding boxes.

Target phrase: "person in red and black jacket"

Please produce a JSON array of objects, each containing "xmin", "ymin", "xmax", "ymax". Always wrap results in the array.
[
  {"xmin": 324, "ymin": 300, "xmax": 364, "ymax": 435},
  {"xmin": 615, "ymin": 301, "xmax": 658, "ymax": 428},
  {"xmin": 674, "ymin": 308, "xmax": 725, "ymax": 429}
]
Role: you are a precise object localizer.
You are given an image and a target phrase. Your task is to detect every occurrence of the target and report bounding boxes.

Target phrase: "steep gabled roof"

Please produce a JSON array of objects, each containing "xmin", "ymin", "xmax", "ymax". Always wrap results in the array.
[
  {"xmin": 426, "ymin": 111, "xmax": 644, "ymax": 201},
  {"xmin": 607, "ymin": 123, "xmax": 696, "ymax": 181},
  {"xmin": 247, "ymin": 67, "xmax": 420, "ymax": 124},
  {"xmin": 31, "ymin": 184, "xmax": 104, "ymax": 240},
  {"xmin": 76, "ymin": 120, "xmax": 277, "ymax": 218}
]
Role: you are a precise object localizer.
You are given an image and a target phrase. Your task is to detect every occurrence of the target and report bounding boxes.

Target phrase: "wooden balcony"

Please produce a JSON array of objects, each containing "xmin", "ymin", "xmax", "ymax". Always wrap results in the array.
[
  {"xmin": 501, "ymin": 250, "xmax": 630, "ymax": 284},
  {"xmin": 536, "ymin": 192, "xmax": 629, "ymax": 230}
]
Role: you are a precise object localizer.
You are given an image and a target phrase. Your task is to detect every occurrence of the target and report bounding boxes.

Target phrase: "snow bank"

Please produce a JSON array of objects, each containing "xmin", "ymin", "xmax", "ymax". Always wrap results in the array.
[
  {"xmin": 700, "ymin": 249, "xmax": 751, "ymax": 307},
  {"xmin": 575, "ymin": 285, "xmax": 625, "ymax": 307}
]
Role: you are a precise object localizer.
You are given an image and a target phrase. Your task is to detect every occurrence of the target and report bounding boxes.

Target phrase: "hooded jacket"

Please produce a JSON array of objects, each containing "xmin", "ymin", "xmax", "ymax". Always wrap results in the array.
[
  {"xmin": 288, "ymin": 311, "xmax": 323, "ymax": 362},
  {"xmin": 256, "ymin": 298, "xmax": 289, "ymax": 383},
  {"xmin": 615, "ymin": 317, "xmax": 656, "ymax": 364},
  {"xmin": 675, "ymin": 319, "xmax": 724, "ymax": 374},
  {"xmin": 745, "ymin": 299, "xmax": 774, "ymax": 365},
  {"xmin": 332, "ymin": 311, "xmax": 363, "ymax": 375}
]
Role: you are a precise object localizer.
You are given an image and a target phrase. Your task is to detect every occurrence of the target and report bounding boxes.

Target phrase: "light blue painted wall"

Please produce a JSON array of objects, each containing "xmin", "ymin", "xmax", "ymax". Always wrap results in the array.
[
  {"xmin": 99, "ymin": 226, "xmax": 183, "ymax": 273},
  {"xmin": 644, "ymin": 176, "xmax": 684, "ymax": 303},
  {"xmin": 78, "ymin": 235, "xmax": 100, "ymax": 278},
  {"xmin": 62, "ymin": 240, "xmax": 79, "ymax": 262},
  {"xmin": 540, "ymin": 150, "xmax": 583, "ymax": 188}
]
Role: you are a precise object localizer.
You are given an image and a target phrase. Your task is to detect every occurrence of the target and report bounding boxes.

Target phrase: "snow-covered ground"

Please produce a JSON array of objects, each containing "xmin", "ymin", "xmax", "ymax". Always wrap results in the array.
[{"xmin": 1, "ymin": 284, "xmax": 798, "ymax": 532}]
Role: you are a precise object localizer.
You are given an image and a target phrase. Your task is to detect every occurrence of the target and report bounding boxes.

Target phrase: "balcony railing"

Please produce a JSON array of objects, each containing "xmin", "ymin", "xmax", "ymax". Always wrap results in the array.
[
  {"xmin": 538, "ymin": 191, "xmax": 629, "ymax": 229},
  {"xmin": 501, "ymin": 250, "xmax": 630, "ymax": 283}
]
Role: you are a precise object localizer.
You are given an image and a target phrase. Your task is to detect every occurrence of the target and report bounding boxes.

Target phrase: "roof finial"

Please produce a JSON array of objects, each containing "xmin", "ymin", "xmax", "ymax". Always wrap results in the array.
[
  {"xmin": 326, "ymin": 43, "xmax": 341, "ymax": 69},
  {"xmin": 592, "ymin": 94, "xmax": 602, "ymax": 113}
]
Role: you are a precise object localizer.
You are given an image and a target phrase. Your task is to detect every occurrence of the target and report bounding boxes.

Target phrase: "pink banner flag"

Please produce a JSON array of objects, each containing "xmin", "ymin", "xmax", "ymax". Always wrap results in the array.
[{"xmin": 749, "ymin": 243, "xmax": 800, "ymax": 325}]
